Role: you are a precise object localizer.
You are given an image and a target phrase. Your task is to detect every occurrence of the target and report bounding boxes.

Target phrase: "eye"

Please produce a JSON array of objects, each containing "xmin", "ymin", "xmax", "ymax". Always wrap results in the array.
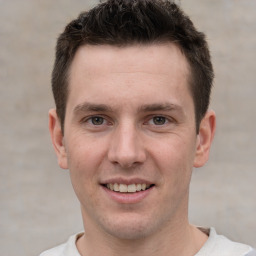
[
  {"xmin": 80, "ymin": 115, "xmax": 112, "ymax": 131},
  {"xmin": 89, "ymin": 116, "xmax": 105, "ymax": 125},
  {"xmin": 151, "ymin": 116, "xmax": 167, "ymax": 125}
]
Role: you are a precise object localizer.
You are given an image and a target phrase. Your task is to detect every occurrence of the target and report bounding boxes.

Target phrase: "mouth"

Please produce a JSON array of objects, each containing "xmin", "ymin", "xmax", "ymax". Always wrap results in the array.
[{"xmin": 103, "ymin": 183, "xmax": 155, "ymax": 193}]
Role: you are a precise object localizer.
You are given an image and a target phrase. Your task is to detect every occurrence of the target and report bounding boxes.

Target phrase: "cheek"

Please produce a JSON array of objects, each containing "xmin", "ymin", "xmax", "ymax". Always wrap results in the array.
[
  {"xmin": 66, "ymin": 135, "xmax": 105, "ymax": 168},
  {"xmin": 67, "ymin": 144, "xmax": 100, "ymax": 208},
  {"xmin": 155, "ymin": 138, "xmax": 195, "ymax": 163},
  {"xmin": 151, "ymin": 138, "xmax": 196, "ymax": 181},
  {"xmin": 66, "ymin": 141, "xmax": 102, "ymax": 189}
]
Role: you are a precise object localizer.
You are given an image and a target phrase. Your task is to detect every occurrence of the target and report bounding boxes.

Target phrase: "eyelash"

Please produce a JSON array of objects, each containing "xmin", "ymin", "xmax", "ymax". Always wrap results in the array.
[
  {"xmin": 147, "ymin": 116, "xmax": 169, "ymax": 126},
  {"xmin": 82, "ymin": 115, "xmax": 110, "ymax": 126},
  {"xmin": 81, "ymin": 115, "xmax": 174, "ymax": 127}
]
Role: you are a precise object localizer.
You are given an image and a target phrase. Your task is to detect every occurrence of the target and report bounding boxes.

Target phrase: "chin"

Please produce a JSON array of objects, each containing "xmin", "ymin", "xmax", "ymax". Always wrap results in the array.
[
  {"xmin": 98, "ymin": 214, "xmax": 158, "ymax": 240},
  {"xmin": 105, "ymin": 226, "xmax": 151, "ymax": 240}
]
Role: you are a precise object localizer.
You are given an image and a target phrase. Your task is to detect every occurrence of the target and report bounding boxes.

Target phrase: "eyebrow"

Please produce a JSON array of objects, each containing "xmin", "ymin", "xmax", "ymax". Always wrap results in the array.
[
  {"xmin": 73, "ymin": 102, "xmax": 183, "ymax": 115},
  {"xmin": 139, "ymin": 103, "xmax": 183, "ymax": 113},
  {"xmin": 73, "ymin": 103, "xmax": 114, "ymax": 114}
]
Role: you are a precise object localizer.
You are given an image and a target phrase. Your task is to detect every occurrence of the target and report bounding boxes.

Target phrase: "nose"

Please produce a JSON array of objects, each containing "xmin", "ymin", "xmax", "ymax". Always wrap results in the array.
[{"xmin": 107, "ymin": 123, "xmax": 146, "ymax": 168}]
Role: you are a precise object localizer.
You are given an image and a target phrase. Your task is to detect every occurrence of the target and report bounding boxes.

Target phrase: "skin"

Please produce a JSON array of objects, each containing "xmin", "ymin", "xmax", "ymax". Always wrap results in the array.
[{"xmin": 49, "ymin": 43, "xmax": 216, "ymax": 256}]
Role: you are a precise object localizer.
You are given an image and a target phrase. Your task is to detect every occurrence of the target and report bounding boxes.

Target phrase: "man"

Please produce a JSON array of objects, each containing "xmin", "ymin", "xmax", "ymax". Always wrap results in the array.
[{"xmin": 41, "ymin": 0, "xmax": 255, "ymax": 255}]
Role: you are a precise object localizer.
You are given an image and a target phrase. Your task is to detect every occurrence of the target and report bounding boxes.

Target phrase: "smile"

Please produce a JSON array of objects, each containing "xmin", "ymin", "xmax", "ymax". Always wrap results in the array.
[{"xmin": 104, "ymin": 183, "xmax": 153, "ymax": 193}]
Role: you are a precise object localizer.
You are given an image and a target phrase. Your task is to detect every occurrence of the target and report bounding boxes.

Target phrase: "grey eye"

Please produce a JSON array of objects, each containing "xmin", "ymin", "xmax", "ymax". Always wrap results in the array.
[
  {"xmin": 91, "ymin": 116, "xmax": 104, "ymax": 125},
  {"xmin": 153, "ymin": 116, "xmax": 166, "ymax": 125}
]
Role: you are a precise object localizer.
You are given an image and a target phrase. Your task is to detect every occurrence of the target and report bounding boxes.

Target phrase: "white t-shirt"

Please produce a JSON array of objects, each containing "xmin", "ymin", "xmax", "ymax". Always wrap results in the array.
[{"xmin": 40, "ymin": 227, "xmax": 256, "ymax": 256}]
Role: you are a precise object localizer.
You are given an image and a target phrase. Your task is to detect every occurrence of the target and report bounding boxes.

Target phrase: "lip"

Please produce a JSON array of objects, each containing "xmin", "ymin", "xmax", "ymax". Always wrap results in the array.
[
  {"xmin": 100, "ymin": 177, "xmax": 155, "ymax": 204},
  {"xmin": 101, "ymin": 184, "xmax": 154, "ymax": 204},
  {"xmin": 100, "ymin": 177, "xmax": 153, "ymax": 185}
]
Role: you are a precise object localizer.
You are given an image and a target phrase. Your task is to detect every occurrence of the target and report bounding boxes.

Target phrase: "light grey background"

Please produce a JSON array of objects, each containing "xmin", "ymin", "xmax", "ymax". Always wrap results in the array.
[{"xmin": 0, "ymin": 1, "xmax": 255, "ymax": 255}]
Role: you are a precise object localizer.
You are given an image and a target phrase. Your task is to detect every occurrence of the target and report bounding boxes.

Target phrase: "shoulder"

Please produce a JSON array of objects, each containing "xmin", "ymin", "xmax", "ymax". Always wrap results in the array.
[
  {"xmin": 196, "ymin": 227, "xmax": 255, "ymax": 256},
  {"xmin": 39, "ymin": 243, "xmax": 66, "ymax": 256},
  {"xmin": 39, "ymin": 232, "xmax": 83, "ymax": 256},
  {"xmin": 246, "ymin": 248, "xmax": 256, "ymax": 256}
]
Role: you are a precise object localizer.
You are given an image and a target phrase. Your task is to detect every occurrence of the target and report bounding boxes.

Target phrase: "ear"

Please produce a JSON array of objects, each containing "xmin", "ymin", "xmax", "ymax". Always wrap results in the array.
[
  {"xmin": 49, "ymin": 109, "xmax": 68, "ymax": 169},
  {"xmin": 193, "ymin": 110, "xmax": 216, "ymax": 168}
]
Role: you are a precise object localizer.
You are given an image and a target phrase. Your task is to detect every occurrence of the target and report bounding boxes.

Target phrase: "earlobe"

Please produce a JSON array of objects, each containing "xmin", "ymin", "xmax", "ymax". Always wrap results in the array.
[
  {"xmin": 193, "ymin": 110, "xmax": 216, "ymax": 168},
  {"xmin": 49, "ymin": 109, "xmax": 68, "ymax": 169}
]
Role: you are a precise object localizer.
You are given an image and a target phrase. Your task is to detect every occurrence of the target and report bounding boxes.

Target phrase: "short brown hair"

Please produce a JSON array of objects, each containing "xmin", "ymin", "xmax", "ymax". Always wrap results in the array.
[{"xmin": 52, "ymin": 0, "xmax": 214, "ymax": 133}]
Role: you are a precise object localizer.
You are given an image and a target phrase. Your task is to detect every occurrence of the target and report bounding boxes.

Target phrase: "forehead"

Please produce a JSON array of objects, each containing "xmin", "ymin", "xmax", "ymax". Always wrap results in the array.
[
  {"xmin": 70, "ymin": 43, "xmax": 190, "ymax": 81},
  {"xmin": 67, "ymin": 43, "xmax": 192, "ymax": 112}
]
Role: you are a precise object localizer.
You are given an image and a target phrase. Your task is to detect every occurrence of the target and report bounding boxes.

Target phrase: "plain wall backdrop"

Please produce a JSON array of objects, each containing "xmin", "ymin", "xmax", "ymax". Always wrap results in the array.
[{"xmin": 0, "ymin": 0, "xmax": 255, "ymax": 255}]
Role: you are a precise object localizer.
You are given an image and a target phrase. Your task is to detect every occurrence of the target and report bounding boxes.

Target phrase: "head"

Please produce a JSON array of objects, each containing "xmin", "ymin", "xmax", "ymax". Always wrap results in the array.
[
  {"xmin": 49, "ymin": 0, "xmax": 216, "ymax": 243},
  {"xmin": 52, "ymin": 0, "xmax": 214, "ymax": 134}
]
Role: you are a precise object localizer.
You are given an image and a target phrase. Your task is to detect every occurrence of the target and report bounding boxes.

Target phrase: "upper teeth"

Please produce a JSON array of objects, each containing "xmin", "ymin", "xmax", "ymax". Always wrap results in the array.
[{"xmin": 106, "ymin": 183, "xmax": 150, "ymax": 193}]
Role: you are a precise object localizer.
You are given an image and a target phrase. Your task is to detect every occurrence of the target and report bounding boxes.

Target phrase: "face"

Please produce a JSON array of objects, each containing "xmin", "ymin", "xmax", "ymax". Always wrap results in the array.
[{"xmin": 50, "ymin": 43, "xmax": 215, "ymax": 240}]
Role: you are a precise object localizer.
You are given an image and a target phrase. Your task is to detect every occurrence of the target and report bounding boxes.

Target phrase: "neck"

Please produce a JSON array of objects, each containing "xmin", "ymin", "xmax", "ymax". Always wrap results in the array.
[{"xmin": 76, "ymin": 215, "xmax": 208, "ymax": 256}]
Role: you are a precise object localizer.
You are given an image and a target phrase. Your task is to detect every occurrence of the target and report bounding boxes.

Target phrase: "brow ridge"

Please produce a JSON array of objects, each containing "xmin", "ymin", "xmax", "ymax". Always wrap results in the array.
[
  {"xmin": 139, "ymin": 103, "xmax": 182, "ymax": 112},
  {"xmin": 73, "ymin": 102, "xmax": 182, "ymax": 115},
  {"xmin": 74, "ymin": 103, "xmax": 114, "ymax": 114}
]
